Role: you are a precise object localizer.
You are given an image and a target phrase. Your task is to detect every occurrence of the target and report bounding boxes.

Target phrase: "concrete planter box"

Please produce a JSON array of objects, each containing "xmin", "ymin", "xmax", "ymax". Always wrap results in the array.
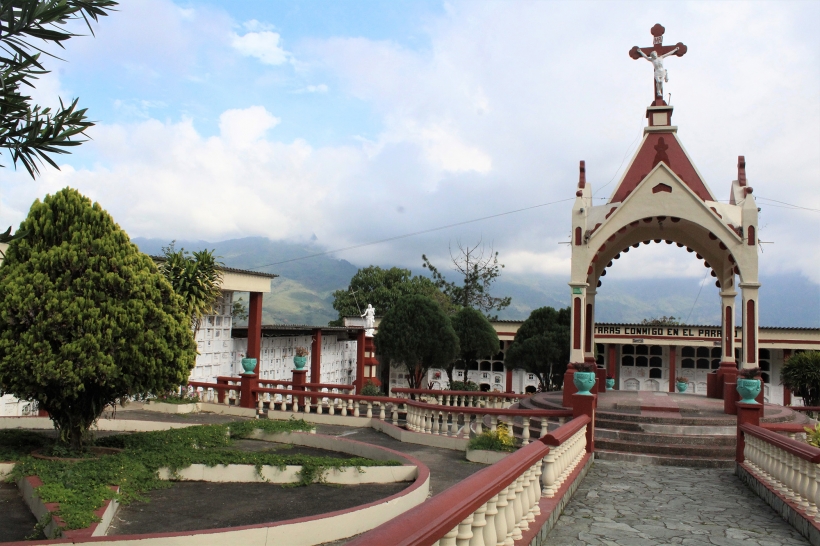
[
  {"xmin": 143, "ymin": 401, "xmax": 201, "ymax": 414},
  {"xmin": 466, "ymin": 449, "xmax": 511, "ymax": 465}
]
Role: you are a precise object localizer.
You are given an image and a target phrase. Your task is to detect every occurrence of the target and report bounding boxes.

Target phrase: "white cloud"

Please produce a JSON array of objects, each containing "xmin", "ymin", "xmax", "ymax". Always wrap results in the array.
[
  {"xmin": 231, "ymin": 29, "xmax": 290, "ymax": 66},
  {"xmin": 305, "ymin": 84, "xmax": 328, "ymax": 93},
  {"xmin": 218, "ymin": 106, "xmax": 280, "ymax": 148}
]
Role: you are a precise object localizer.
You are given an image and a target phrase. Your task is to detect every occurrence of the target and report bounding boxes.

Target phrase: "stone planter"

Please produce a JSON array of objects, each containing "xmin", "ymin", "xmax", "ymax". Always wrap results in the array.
[
  {"xmin": 737, "ymin": 378, "xmax": 761, "ymax": 404},
  {"xmin": 241, "ymin": 357, "xmax": 257, "ymax": 375},
  {"xmin": 573, "ymin": 372, "xmax": 596, "ymax": 396},
  {"xmin": 293, "ymin": 355, "xmax": 307, "ymax": 370},
  {"xmin": 676, "ymin": 382, "xmax": 688, "ymax": 393},
  {"xmin": 466, "ymin": 449, "xmax": 510, "ymax": 465},
  {"xmin": 605, "ymin": 378, "xmax": 615, "ymax": 390},
  {"xmin": 143, "ymin": 401, "xmax": 201, "ymax": 414}
]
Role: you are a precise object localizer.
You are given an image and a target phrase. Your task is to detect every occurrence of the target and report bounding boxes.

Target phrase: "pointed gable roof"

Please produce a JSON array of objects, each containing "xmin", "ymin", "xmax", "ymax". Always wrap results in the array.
[{"xmin": 609, "ymin": 132, "xmax": 714, "ymax": 203}]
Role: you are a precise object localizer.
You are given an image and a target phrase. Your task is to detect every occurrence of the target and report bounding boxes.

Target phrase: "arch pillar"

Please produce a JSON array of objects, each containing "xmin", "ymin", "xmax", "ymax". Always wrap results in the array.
[
  {"xmin": 713, "ymin": 289, "xmax": 738, "ymax": 398},
  {"xmin": 563, "ymin": 282, "xmax": 588, "ymax": 407},
  {"xmin": 740, "ymin": 282, "xmax": 761, "ymax": 370},
  {"xmin": 584, "ymin": 290, "xmax": 597, "ymax": 365}
]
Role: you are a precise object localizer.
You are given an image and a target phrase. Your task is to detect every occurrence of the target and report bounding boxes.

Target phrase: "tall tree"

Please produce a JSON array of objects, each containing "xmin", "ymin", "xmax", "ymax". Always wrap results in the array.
[
  {"xmin": 0, "ymin": 1, "xmax": 117, "ymax": 244},
  {"xmin": 0, "ymin": 188, "xmax": 196, "ymax": 450},
  {"xmin": 449, "ymin": 306, "xmax": 499, "ymax": 386},
  {"xmin": 422, "ymin": 240, "xmax": 511, "ymax": 319},
  {"xmin": 159, "ymin": 242, "xmax": 223, "ymax": 334},
  {"xmin": 781, "ymin": 351, "xmax": 820, "ymax": 407},
  {"xmin": 374, "ymin": 295, "xmax": 459, "ymax": 389},
  {"xmin": 330, "ymin": 265, "xmax": 452, "ymax": 326},
  {"xmin": 505, "ymin": 306, "xmax": 570, "ymax": 391}
]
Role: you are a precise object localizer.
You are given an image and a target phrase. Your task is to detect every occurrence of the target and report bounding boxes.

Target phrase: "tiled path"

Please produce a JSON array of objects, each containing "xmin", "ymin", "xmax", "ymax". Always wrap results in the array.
[{"xmin": 547, "ymin": 460, "xmax": 808, "ymax": 546}]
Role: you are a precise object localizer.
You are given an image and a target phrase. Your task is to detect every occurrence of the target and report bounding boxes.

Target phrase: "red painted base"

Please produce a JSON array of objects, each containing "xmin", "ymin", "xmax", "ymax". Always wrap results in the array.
[
  {"xmin": 736, "ymin": 402, "xmax": 762, "ymax": 462},
  {"xmin": 572, "ymin": 393, "xmax": 597, "ymax": 453},
  {"xmin": 562, "ymin": 365, "xmax": 579, "ymax": 408},
  {"xmin": 724, "ymin": 382, "xmax": 738, "ymax": 415}
]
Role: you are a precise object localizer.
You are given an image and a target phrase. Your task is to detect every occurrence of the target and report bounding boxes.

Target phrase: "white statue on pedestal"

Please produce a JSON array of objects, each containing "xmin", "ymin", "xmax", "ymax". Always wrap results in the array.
[
  {"xmin": 362, "ymin": 304, "xmax": 375, "ymax": 337},
  {"xmin": 637, "ymin": 47, "xmax": 679, "ymax": 97}
]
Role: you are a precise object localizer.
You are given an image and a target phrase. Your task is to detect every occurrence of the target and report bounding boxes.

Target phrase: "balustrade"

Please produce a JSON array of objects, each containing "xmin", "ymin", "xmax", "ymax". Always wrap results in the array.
[
  {"xmin": 346, "ymin": 415, "xmax": 590, "ymax": 546},
  {"xmin": 741, "ymin": 424, "xmax": 820, "ymax": 523}
]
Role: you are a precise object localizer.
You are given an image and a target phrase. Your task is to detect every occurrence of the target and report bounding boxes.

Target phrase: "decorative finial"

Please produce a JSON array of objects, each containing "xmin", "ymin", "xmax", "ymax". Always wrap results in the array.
[
  {"xmin": 578, "ymin": 161, "xmax": 586, "ymax": 189},
  {"xmin": 629, "ymin": 24, "xmax": 688, "ymax": 106},
  {"xmin": 737, "ymin": 156, "xmax": 747, "ymax": 187}
]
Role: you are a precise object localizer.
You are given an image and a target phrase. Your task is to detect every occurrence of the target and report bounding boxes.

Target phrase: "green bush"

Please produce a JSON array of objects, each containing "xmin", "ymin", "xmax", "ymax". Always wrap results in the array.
[
  {"xmin": 361, "ymin": 380, "xmax": 382, "ymax": 396},
  {"xmin": 781, "ymin": 351, "xmax": 820, "ymax": 407},
  {"xmin": 467, "ymin": 422, "xmax": 515, "ymax": 452},
  {"xmin": 449, "ymin": 380, "xmax": 479, "ymax": 392},
  {"xmin": 0, "ymin": 189, "xmax": 197, "ymax": 451}
]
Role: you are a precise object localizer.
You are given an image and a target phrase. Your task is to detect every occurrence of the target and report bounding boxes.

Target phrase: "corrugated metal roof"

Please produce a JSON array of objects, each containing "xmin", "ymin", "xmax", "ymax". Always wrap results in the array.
[{"xmin": 150, "ymin": 255, "xmax": 277, "ymax": 279}]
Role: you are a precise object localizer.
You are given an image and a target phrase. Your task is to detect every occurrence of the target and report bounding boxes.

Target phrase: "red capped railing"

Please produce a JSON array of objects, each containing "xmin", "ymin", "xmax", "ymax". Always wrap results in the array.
[
  {"xmin": 392, "ymin": 387, "xmax": 529, "ymax": 409},
  {"xmin": 346, "ymin": 415, "xmax": 590, "ymax": 546}
]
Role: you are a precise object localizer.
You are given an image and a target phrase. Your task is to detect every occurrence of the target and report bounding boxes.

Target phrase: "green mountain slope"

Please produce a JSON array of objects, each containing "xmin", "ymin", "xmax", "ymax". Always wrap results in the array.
[{"xmin": 133, "ymin": 237, "xmax": 820, "ymax": 328}]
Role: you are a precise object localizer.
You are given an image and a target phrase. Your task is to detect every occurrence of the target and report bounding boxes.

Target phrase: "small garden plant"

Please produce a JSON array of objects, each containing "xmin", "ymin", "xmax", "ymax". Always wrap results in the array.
[
  {"xmin": 449, "ymin": 380, "xmax": 480, "ymax": 391},
  {"xmin": 573, "ymin": 362, "xmax": 597, "ymax": 373},
  {"xmin": 294, "ymin": 346, "xmax": 310, "ymax": 357},
  {"xmin": 150, "ymin": 391, "xmax": 201, "ymax": 404},
  {"xmin": 2, "ymin": 419, "xmax": 400, "ymax": 531},
  {"xmin": 676, "ymin": 376, "xmax": 689, "ymax": 383},
  {"xmin": 804, "ymin": 423, "xmax": 820, "ymax": 448},
  {"xmin": 361, "ymin": 380, "xmax": 382, "ymax": 396},
  {"xmin": 467, "ymin": 421, "xmax": 516, "ymax": 453},
  {"xmin": 738, "ymin": 367, "xmax": 762, "ymax": 380}
]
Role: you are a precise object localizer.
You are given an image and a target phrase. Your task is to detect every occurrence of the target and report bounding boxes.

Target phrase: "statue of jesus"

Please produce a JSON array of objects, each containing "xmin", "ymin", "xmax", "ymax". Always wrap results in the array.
[
  {"xmin": 361, "ymin": 304, "xmax": 375, "ymax": 337},
  {"xmin": 637, "ymin": 47, "xmax": 679, "ymax": 97}
]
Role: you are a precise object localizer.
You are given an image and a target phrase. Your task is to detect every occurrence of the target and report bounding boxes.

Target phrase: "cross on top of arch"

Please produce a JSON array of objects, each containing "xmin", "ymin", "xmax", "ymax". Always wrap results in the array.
[{"xmin": 629, "ymin": 24, "xmax": 688, "ymax": 105}]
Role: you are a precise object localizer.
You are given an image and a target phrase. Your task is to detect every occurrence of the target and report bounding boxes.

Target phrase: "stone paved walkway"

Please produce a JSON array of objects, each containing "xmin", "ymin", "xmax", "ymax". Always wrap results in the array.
[{"xmin": 547, "ymin": 461, "xmax": 808, "ymax": 546}]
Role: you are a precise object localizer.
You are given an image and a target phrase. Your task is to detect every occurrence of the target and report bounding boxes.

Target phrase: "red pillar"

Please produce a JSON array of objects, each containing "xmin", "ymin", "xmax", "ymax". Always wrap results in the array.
[
  {"xmin": 292, "ymin": 369, "xmax": 308, "ymax": 409},
  {"xmin": 736, "ymin": 402, "xmax": 762, "ymax": 463},
  {"xmin": 240, "ymin": 372, "xmax": 258, "ymax": 409},
  {"xmin": 311, "ymin": 328, "xmax": 322, "ymax": 384},
  {"xmin": 572, "ymin": 393, "xmax": 597, "ymax": 453},
  {"xmin": 355, "ymin": 328, "xmax": 366, "ymax": 394},
  {"xmin": 724, "ymin": 380, "xmax": 739, "ymax": 415},
  {"xmin": 607, "ymin": 344, "xmax": 616, "ymax": 379},
  {"xmin": 247, "ymin": 292, "xmax": 263, "ymax": 374},
  {"xmin": 505, "ymin": 368, "xmax": 513, "ymax": 393},
  {"xmin": 668, "ymin": 345, "xmax": 676, "ymax": 393}
]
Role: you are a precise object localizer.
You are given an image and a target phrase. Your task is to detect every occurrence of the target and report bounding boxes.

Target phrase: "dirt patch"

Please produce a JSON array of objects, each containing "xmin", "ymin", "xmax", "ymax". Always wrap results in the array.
[{"xmin": 107, "ymin": 481, "xmax": 408, "ymax": 536}]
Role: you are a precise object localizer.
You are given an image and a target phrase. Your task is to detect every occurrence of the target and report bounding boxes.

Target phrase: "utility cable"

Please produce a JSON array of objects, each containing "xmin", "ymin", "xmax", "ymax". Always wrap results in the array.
[
  {"xmin": 685, "ymin": 268, "xmax": 711, "ymax": 324},
  {"xmin": 246, "ymin": 197, "xmax": 575, "ymax": 269},
  {"xmin": 756, "ymin": 196, "xmax": 819, "ymax": 213}
]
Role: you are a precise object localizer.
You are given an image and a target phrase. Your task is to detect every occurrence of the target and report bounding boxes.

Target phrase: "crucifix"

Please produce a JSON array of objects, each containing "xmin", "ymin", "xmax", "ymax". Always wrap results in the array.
[{"xmin": 629, "ymin": 24, "xmax": 687, "ymax": 105}]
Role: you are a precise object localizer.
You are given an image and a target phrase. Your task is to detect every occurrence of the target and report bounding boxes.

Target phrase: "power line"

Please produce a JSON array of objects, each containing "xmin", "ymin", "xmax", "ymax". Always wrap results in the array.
[
  {"xmin": 246, "ymin": 197, "xmax": 576, "ymax": 270},
  {"xmin": 756, "ymin": 196, "xmax": 820, "ymax": 213},
  {"xmin": 685, "ymin": 269, "xmax": 711, "ymax": 324}
]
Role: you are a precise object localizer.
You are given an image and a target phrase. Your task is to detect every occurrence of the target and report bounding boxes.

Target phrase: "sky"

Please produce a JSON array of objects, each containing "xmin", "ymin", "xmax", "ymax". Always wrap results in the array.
[{"xmin": 1, "ymin": 0, "xmax": 818, "ymax": 289}]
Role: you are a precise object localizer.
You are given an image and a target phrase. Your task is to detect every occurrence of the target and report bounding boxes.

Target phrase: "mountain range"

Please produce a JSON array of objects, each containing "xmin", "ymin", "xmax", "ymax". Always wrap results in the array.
[{"xmin": 133, "ymin": 237, "xmax": 820, "ymax": 329}]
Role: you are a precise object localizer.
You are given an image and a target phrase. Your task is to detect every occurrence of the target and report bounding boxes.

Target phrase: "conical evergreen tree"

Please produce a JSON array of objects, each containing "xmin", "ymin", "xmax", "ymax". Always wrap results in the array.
[{"xmin": 0, "ymin": 188, "xmax": 196, "ymax": 450}]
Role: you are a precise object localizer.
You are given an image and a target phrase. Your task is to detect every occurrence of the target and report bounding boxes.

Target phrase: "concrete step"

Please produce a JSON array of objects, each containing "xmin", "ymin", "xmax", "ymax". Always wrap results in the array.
[
  {"xmin": 595, "ymin": 417, "xmax": 735, "ymax": 436},
  {"xmin": 594, "ymin": 428, "xmax": 736, "ymax": 446},
  {"xmin": 594, "ymin": 450, "xmax": 735, "ymax": 469},
  {"xmin": 595, "ymin": 438, "xmax": 735, "ymax": 458}
]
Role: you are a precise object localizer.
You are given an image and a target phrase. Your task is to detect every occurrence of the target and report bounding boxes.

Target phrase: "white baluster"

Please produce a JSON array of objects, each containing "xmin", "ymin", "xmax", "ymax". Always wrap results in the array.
[
  {"xmin": 455, "ymin": 513, "xmax": 474, "ymax": 546},
  {"xmin": 439, "ymin": 526, "xmax": 459, "ymax": 546},
  {"xmin": 504, "ymin": 480, "xmax": 517, "ymax": 545},
  {"xmin": 491, "ymin": 487, "xmax": 509, "ymax": 546},
  {"xmin": 522, "ymin": 417, "xmax": 530, "ymax": 446},
  {"xmin": 366, "ymin": 401, "xmax": 373, "ymax": 418},
  {"xmin": 542, "ymin": 451, "xmax": 556, "ymax": 498},
  {"xmin": 483, "ymin": 494, "xmax": 499, "ymax": 546},
  {"xmin": 469, "ymin": 502, "xmax": 487, "ymax": 546}
]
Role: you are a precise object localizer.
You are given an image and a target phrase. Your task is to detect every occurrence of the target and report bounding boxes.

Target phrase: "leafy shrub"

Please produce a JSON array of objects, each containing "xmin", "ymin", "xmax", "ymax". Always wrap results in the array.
[
  {"xmin": 449, "ymin": 380, "xmax": 479, "ymax": 392},
  {"xmin": 804, "ymin": 423, "xmax": 820, "ymax": 448},
  {"xmin": 361, "ymin": 380, "xmax": 382, "ymax": 396},
  {"xmin": 738, "ymin": 367, "xmax": 761, "ymax": 380},
  {"xmin": 151, "ymin": 392, "xmax": 200, "ymax": 405},
  {"xmin": 0, "ymin": 189, "xmax": 196, "ymax": 451},
  {"xmin": 467, "ymin": 422, "xmax": 515, "ymax": 452},
  {"xmin": 781, "ymin": 352, "xmax": 820, "ymax": 407}
]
